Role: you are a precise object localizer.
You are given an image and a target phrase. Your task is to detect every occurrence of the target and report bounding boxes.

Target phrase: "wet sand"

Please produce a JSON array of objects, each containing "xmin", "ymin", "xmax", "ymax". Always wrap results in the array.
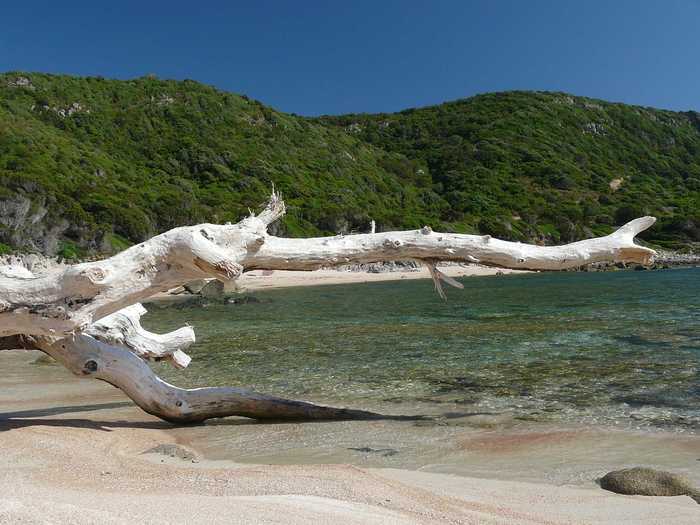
[{"xmin": 1, "ymin": 350, "xmax": 698, "ymax": 524}]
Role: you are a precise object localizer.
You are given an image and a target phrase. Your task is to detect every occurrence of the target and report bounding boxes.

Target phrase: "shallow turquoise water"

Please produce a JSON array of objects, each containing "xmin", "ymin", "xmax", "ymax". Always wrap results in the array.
[{"xmin": 145, "ymin": 268, "xmax": 700, "ymax": 433}]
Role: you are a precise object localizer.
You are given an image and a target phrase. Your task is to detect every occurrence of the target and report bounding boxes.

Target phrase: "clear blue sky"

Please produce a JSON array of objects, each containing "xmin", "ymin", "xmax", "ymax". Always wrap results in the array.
[{"xmin": 2, "ymin": 1, "xmax": 698, "ymax": 116}]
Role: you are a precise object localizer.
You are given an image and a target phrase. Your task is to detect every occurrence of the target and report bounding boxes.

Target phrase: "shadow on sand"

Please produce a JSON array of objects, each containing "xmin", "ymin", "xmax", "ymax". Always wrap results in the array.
[{"xmin": 0, "ymin": 401, "xmax": 430, "ymax": 431}]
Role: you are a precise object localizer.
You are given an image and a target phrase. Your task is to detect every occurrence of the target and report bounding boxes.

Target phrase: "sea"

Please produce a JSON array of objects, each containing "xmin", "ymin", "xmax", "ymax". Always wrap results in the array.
[{"xmin": 143, "ymin": 268, "xmax": 700, "ymax": 483}]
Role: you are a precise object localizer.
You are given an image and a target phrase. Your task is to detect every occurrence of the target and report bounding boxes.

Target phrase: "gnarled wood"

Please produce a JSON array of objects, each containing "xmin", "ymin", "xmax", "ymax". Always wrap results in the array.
[
  {"xmin": 0, "ymin": 194, "xmax": 287, "ymax": 338},
  {"xmin": 86, "ymin": 303, "xmax": 194, "ymax": 369},
  {"xmin": 0, "ymin": 194, "xmax": 656, "ymax": 339},
  {"xmin": 241, "ymin": 217, "xmax": 657, "ymax": 272},
  {"xmin": 31, "ymin": 334, "xmax": 383, "ymax": 424},
  {"xmin": 0, "ymin": 193, "xmax": 658, "ymax": 423}
]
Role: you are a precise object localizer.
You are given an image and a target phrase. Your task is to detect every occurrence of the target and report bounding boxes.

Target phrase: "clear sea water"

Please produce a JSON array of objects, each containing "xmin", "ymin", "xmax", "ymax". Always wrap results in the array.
[{"xmin": 144, "ymin": 268, "xmax": 700, "ymax": 435}]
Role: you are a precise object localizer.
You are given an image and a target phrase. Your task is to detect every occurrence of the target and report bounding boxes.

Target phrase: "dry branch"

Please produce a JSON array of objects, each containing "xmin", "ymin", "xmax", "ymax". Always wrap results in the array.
[
  {"xmin": 86, "ymin": 303, "xmax": 194, "ymax": 369},
  {"xmin": 0, "ymin": 193, "xmax": 657, "ymax": 423},
  {"xmin": 31, "ymin": 334, "xmax": 382, "ymax": 424}
]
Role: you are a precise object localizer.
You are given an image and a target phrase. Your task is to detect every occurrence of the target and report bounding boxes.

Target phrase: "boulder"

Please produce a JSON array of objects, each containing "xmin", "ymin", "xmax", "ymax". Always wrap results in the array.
[
  {"xmin": 200, "ymin": 279, "xmax": 225, "ymax": 298},
  {"xmin": 183, "ymin": 279, "xmax": 208, "ymax": 294},
  {"xmin": 599, "ymin": 467, "xmax": 699, "ymax": 503}
]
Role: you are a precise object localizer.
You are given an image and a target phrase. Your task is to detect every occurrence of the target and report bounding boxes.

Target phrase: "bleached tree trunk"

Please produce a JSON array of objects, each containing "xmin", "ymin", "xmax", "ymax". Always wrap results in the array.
[
  {"xmin": 33, "ymin": 331, "xmax": 383, "ymax": 424},
  {"xmin": 0, "ymin": 193, "xmax": 657, "ymax": 423}
]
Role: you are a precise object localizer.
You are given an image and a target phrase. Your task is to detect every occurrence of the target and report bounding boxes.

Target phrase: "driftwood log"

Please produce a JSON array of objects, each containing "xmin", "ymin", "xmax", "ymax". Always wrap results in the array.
[{"xmin": 0, "ymin": 193, "xmax": 657, "ymax": 423}]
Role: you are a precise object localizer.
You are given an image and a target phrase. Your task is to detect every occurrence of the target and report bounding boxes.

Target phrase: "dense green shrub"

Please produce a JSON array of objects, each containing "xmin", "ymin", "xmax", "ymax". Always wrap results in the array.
[
  {"xmin": 319, "ymin": 91, "xmax": 700, "ymax": 249},
  {"xmin": 0, "ymin": 72, "xmax": 444, "ymax": 254}
]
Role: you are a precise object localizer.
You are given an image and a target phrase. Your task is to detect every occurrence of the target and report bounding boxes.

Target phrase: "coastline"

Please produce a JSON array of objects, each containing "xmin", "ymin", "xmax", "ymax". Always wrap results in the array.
[
  {"xmin": 147, "ymin": 261, "xmax": 700, "ymax": 302},
  {"xmin": 236, "ymin": 265, "xmax": 530, "ymax": 292},
  {"xmin": 1, "ymin": 349, "xmax": 697, "ymax": 524},
  {"xmin": 143, "ymin": 264, "xmax": 532, "ymax": 303}
]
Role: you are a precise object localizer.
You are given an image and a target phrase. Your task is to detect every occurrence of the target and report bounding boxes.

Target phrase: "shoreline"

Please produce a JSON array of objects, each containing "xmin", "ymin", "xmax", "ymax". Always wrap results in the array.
[
  {"xmin": 236, "ymin": 265, "xmax": 530, "ymax": 292},
  {"xmin": 148, "ymin": 263, "xmax": 700, "ymax": 302},
  {"xmin": 144, "ymin": 265, "xmax": 532, "ymax": 303},
  {"xmin": 1, "ymin": 350, "xmax": 697, "ymax": 523}
]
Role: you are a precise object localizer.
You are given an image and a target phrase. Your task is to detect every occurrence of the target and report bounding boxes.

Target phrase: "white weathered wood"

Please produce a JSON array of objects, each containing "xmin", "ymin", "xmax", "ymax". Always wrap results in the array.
[
  {"xmin": 241, "ymin": 217, "xmax": 657, "ymax": 272},
  {"xmin": 0, "ymin": 194, "xmax": 287, "ymax": 338},
  {"xmin": 0, "ymin": 193, "xmax": 656, "ymax": 338},
  {"xmin": 31, "ymin": 334, "xmax": 382, "ymax": 423},
  {"xmin": 86, "ymin": 303, "xmax": 194, "ymax": 369},
  {"xmin": 423, "ymin": 259, "xmax": 465, "ymax": 300},
  {"xmin": 0, "ymin": 193, "xmax": 658, "ymax": 423},
  {"xmin": 0, "ymin": 264, "xmax": 35, "ymax": 279}
]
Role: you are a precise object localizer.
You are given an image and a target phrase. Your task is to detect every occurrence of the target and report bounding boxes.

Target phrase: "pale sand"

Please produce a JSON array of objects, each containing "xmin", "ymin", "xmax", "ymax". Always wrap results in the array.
[
  {"xmin": 1, "ymin": 351, "xmax": 697, "ymax": 524},
  {"xmin": 235, "ymin": 265, "xmax": 529, "ymax": 292},
  {"xmin": 144, "ymin": 265, "xmax": 529, "ymax": 302}
]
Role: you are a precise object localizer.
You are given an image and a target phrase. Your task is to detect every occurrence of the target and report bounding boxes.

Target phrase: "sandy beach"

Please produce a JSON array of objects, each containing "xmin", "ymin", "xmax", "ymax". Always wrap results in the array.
[
  {"xmin": 1, "ymin": 344, "xmax": 698, "ymax": 524},
  {"xmin": 143, "ymin": 265, "xmax": 531, "ymax": 302},
  {"xmin": 3, "ymin": 4, "xmax": 699, "ymax": 523},
  {"xmin": 234, "ymin": 265, "xmax": 529, "ymax": 292}
]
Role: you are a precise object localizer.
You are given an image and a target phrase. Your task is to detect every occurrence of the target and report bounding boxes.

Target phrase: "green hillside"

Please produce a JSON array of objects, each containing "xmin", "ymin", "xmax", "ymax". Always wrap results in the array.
[
  {"xmin": 0, "ymin": 73, "xmax": 439, "ymax": 257},
  {"xmin": 1, "ymin": 73, "xmax": 698, "ymax": 258},
  {"xmin": 318, "ymin": 92, "xmax": 700, "ymax": 249}
]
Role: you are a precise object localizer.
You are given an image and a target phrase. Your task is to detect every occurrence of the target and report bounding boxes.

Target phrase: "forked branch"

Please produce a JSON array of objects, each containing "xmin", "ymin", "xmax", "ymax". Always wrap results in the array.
[
  {"xmin": 0, "ymin": 193, "xmax": 658, "ymax": 424},
  {"xmin": 0, "ymin": 194, "xmax": 656, "ymax": 338}
]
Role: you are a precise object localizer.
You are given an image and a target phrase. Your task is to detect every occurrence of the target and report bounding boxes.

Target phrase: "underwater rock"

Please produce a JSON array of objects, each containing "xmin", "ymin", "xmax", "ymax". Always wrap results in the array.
[
  {"xmin": 227, "ymin": 295, "xmax": 262, "ymax": 305},
  {"xmin": 348, "ymin": 447, "xmax": 398, "ymax": 457},
  {"xmin": 142, "ymin": 443, "xmax": 199, "ymax": 462}
]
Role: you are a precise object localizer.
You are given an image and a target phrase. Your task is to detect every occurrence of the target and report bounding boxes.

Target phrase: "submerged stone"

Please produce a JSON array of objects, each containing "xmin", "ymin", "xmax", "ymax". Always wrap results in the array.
[
  {"xmin": 143, "ymin": 443, "xmax": 199, "ymax": 462},
  {"xmin": 348, "ymin": 447, "xmax": 398, "ymax": 457}
]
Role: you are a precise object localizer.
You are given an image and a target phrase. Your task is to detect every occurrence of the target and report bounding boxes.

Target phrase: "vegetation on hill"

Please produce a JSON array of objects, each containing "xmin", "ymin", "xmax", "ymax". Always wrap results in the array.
[
  {"xmin": 0, "ymin": 73, "xmax": 438, "ymax": 257},
  {"xmin": 1, "ymin": 73, "xmax": 698, "ymax": 257},
  {"xmin": 318, "ymin": 92, "xmax": 700, "ymax": 249}
]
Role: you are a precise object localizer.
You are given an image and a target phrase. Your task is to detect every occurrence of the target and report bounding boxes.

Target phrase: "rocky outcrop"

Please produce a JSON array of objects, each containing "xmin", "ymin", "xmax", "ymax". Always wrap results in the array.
[
  {"xmin": 583, "ymin": 122, "xmax": 606, "ymax": 135},
  {"xmin": 0, "ymin": 195, "xmax": 68, "ymax": 254},
  {"xmin": 653, "ymin": 249, "xmax": 700, "ymax": 266},
  {"xmin": 32, "ymin": 101, "xmax": 90, "ymax": 118},
  {"xmin": 0, "ymin": 192, "xmax": 108, "ymax": 257},
  {"xmin": 336, "ymin": 260, "xmax": 421, "ymax": 273},
  {"xmin": 5, "ymin": 76, "xmax": 34, "ymax": 89}
]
